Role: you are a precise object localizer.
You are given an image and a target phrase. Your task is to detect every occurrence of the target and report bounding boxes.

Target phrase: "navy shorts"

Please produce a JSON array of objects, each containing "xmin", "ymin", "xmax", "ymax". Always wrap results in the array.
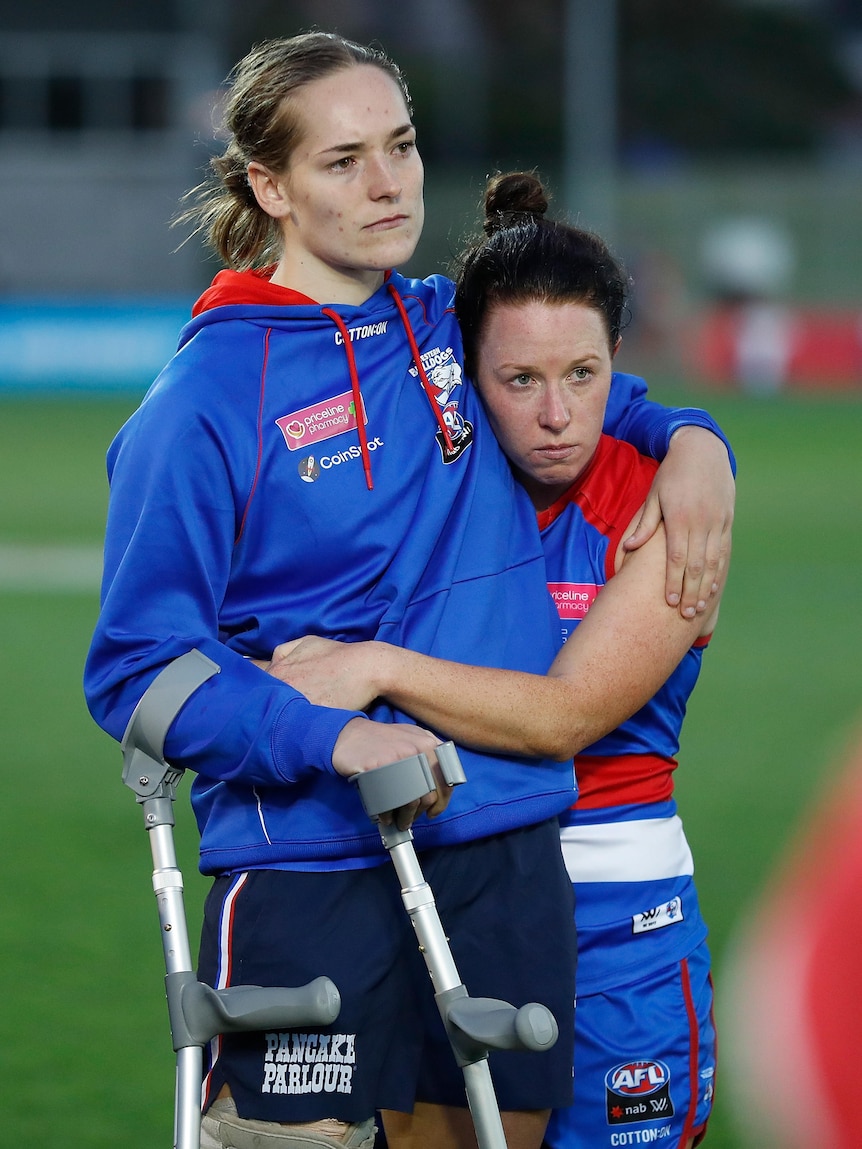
[
  {"xmin": 198, "ymin": 818, "xmax": 576, "ymax": 1123},
  {"xmin": 544, "ymin": 941, "xmax": 716, "ymax": 1149}
]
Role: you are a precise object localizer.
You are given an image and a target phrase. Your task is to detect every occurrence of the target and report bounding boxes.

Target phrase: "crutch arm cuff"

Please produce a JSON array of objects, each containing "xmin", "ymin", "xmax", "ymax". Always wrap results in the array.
[{"xmin": 121, "ymin": 648, "xmax": 221, "ymax": 797}]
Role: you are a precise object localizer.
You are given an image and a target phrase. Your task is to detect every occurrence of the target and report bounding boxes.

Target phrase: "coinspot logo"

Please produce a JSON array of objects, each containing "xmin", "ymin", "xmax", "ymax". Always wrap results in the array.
[
  {"xmin": 297, "ymin": 439, "xmax": 384, "ymax": 483},
  {"xmin": 298, "ymin": 456, "xmax": 320, "ymax": 483}
]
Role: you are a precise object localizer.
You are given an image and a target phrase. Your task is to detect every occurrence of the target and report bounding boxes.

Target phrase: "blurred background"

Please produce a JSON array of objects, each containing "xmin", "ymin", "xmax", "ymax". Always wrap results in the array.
[
  {"xmin": 2, "ymin": 0, "xmax": 862, "ymax": 390},
  {"xmin": 1, "ymin": 2, "xmax": 860, "ymax": 1147}
]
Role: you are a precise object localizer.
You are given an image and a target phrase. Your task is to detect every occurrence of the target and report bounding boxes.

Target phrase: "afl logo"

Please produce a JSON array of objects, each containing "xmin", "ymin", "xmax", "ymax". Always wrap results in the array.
[{"xmin": 606, "ymin": 1060, "xmax": 670, "ymax": 1097}]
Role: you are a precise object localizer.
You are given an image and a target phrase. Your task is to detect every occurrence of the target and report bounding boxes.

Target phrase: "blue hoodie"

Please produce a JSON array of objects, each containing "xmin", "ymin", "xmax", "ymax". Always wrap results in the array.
[{"xmin": 84, "ymin": 268, "xmax": 731, "ymax": 874}]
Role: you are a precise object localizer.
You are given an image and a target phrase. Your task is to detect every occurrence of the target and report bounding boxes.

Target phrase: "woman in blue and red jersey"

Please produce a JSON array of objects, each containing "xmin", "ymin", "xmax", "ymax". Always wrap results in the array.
[
  {"xmin": 84, "ymin": 31, "xmax": 732, "ymax": 1149},
  {"xmin": 269, "ymin": 172, "xmax": 727, "ymax": 1149}
]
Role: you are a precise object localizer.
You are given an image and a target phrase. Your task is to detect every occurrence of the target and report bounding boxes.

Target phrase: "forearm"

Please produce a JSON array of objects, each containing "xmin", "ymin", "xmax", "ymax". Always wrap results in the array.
[
  {"xmin": 374, "ymin": 535, "xmax": 713, "ymax": 759},
  {"xmin": 371, "ymin": 643, "xmax": 583, "ymax": 760},
  {"xmin": 268, "ymin": 526, "xmax": 719, "ymax": 761},
  {"xmin": 376, "ymin": 638, "xmax": 686, "ymax": 763}
]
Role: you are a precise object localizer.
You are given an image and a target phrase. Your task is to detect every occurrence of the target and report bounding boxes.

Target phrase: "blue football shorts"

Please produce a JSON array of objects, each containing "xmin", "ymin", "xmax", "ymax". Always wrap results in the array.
[
  {"xmin": 544, "ymin": 940, "xmax": 716, "ymax": 1149},
  {"xmin": 198, "ymin": 817, "xmax": 576, "ymax": 1123}
]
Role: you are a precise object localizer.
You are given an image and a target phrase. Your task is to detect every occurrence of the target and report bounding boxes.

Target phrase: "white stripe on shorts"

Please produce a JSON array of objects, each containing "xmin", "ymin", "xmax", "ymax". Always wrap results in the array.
[
  {"xmin": 203, "ymin": 872, "xmax": 250, "ymax": 1110},
  {"xmin": 559, "ymin": 815, "xmax": 694, "ymax": 884}
]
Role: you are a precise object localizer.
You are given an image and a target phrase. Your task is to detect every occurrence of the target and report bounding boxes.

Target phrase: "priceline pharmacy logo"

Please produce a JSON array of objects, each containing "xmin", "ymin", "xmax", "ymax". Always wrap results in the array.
[{"xmin": 276, "ymin": 390, "xmax": 367, "ymax": 452}]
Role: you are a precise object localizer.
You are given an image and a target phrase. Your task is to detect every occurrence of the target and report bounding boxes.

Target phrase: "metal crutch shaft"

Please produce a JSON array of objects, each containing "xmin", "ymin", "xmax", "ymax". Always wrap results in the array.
[
  {"xmin": 354, "ymin": 746, "xmax": 559, "ymax": 1149},
  {"xmin": 122, "ymin": 650, "xmax": 341, "ymax": 1149}
]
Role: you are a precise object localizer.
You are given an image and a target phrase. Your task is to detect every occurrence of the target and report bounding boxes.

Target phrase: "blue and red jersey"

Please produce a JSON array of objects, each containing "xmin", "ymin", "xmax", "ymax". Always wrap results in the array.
[{"xmin": 540, "ymin": 434, "xmax": 712, "ymax": 993}]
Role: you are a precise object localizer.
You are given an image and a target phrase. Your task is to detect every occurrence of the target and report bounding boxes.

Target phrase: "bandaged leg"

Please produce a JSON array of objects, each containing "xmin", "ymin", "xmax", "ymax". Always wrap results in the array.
[{"xmin": 200, "ymin": 1097, "xmax": 376, "ymax": 1149}]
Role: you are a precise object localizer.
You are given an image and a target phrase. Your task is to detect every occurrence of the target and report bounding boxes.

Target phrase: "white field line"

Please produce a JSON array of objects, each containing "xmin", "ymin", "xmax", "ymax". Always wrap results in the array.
[{"xmin": 0, "ymin": 542, "xmax": 103, "ymax": 592}]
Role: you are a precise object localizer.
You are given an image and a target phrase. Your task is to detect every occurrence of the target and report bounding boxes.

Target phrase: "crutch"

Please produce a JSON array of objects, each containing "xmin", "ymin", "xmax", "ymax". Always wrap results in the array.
[
  {"xmin": 121, "ymin": 649, "xmax": 342, "ymax": 1149},
  {"xmin": 353, "ymin": 745, "xmax": 560, "ymax": 1149}
]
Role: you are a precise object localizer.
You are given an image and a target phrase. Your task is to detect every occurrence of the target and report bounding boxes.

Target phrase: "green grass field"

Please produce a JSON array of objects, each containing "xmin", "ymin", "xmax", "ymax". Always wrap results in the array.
[{"xmin": 2, "ymin": 389, "xmax": 861, "ymax": 1148}]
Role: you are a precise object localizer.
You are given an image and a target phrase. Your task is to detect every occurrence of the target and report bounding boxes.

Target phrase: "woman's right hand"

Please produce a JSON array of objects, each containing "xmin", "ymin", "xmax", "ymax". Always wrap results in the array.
[
  {"xmin": 257, "ymin": 637, "xmax": 451, "ymax": 827},
  {"xmin": 332, "ymin": 716, "xmax": 453, "ymax": 828}
]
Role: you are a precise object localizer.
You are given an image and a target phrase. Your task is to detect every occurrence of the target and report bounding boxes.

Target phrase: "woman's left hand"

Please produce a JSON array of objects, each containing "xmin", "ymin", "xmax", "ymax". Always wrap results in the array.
[{"xmin": 257, "ymin": 635, "xmax": 384, "ymax": 710}]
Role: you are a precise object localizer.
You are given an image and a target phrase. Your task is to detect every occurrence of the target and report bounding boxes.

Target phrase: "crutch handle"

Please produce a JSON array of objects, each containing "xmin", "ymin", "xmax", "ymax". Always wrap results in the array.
[
  {"xmin": 352, "ymin": 741, "xmax": 465, "ymax": 820},
  {"xmin": 169, "ymin": 974, "xmax": 342, "ymax": 1049},
  {"xmin": 436, "ymin": 740, "xmax": 467, "ymax": 785},
  {"xmin": 444, "ymin": 994, "xmax": 559, "ymax": 1063}
]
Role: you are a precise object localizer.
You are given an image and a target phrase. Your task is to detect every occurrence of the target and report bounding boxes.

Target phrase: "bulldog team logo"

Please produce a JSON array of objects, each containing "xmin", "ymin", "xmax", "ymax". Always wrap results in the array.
[
  {"xmin": 605, "ymin": 1059, "xmax": 675, "ymax": 1125},
  {"xmin": 409, "ymin": 347, "xmax": 473, "ymax": 463}
]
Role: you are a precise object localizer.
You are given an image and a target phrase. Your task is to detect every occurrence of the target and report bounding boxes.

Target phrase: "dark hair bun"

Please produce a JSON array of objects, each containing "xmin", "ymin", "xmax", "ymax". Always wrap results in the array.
[{"xmin": 483, "ymin": 171, "xmax": 549, "ymax": 235}]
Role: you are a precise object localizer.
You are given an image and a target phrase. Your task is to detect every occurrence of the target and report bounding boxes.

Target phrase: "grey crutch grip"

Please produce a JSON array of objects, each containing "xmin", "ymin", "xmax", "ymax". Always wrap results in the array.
[
  {"xmin": 352, "ymin": 740, "xmax": 466, "ymax": 820},
  {"xmin": 168, "ymin": 973, "xmax": 342, "ymax": 1051},
  {"xmin": 442, "ymin": 991, "xmax": 559, "ymax": 1066}
]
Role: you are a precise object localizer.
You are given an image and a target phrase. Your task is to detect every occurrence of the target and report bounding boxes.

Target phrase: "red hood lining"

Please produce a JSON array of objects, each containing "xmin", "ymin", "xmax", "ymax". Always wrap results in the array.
[{"xmin": 192, "ymin": 268, "xmax": 317, "ymax": 316}]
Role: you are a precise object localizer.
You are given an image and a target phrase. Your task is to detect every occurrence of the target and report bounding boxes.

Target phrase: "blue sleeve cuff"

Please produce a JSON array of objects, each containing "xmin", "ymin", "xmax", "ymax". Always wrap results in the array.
[
  {"xmin": 271, "ymin": 694, "xmax": 366, "ymax": 782},
  {"xmin": 649, "ymin": 408, "xmax": 738, "ymax": 477}
]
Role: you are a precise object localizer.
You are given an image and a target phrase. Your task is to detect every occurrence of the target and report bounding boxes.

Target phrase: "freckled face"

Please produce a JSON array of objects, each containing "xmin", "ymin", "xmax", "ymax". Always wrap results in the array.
[
  {"xmin": 475, "ymin": 300, "xmax": 615, "ymax": 510},
  {"xmin": 276, "ymin": 65, "xmax": 424, "ymax": 295}
]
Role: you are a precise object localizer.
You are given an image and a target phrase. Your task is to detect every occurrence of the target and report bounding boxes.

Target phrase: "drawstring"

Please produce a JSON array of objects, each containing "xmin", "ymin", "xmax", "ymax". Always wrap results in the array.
[
  {"xmin": 322, "ymin": 288, "xmax": 455, "ymax": 491},
  {"xmin": 321, "ymin": 308, "xmax": 374, "ymax": 490},
  {"xmin": 388, "ymin": 285, "xmax": 455, "ymax": 454}
]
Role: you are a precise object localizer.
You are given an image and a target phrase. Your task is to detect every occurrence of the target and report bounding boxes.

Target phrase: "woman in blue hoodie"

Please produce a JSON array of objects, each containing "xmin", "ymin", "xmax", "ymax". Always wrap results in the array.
[
  {"xmin": 84, "ymin": 33, "xmax": 733, "ymax": 1149},
  {"xmin": 266, "ymin": 171, "xmax": 728, "ymax": 1149}
]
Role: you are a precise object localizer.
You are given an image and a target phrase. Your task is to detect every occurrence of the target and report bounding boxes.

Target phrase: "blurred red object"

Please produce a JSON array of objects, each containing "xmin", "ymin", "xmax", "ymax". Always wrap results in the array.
[
  {"xmin": 722, "ymin": 732, "xmax": 862, "ymax": 1147},
  {"xmin": 692, "ymin": 304, "xmax": 862, "ymax": 391}
]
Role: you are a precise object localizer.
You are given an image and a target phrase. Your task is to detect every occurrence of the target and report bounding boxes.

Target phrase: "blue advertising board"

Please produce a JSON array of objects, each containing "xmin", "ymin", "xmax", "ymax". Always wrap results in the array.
[{"xmin": 0, "ymin": 298, "xmax": 192, "ymax": 392}]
